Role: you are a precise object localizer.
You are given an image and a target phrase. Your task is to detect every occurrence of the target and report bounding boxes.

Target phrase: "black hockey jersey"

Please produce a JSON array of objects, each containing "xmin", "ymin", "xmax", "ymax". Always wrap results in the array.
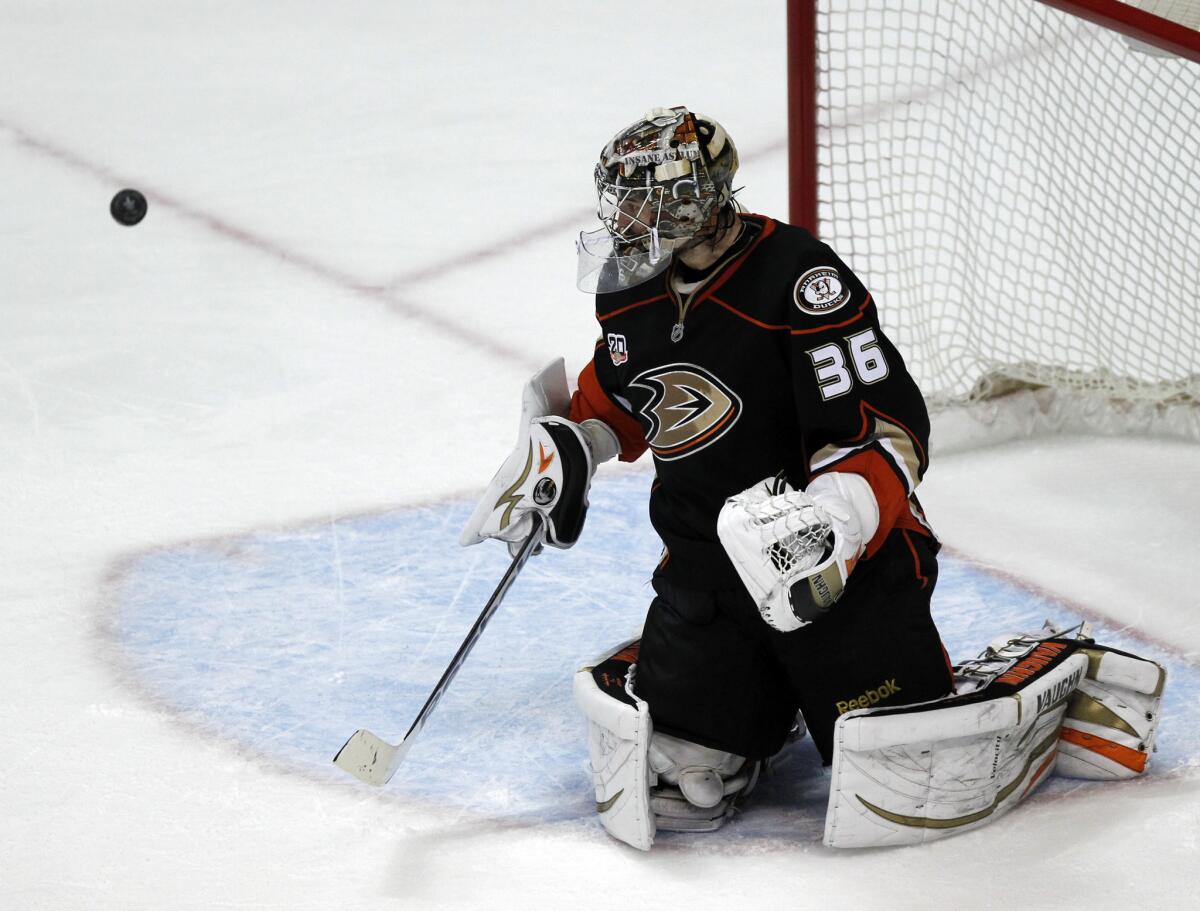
[{"xmin": 569, "ymin": 215, "xmax": 934, "ymax": 589}]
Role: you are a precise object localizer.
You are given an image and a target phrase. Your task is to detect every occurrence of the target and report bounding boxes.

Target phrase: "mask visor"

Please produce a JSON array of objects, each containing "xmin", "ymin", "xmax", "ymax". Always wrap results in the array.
[{"xmin": 576, "ymin": 227, "xmax": 673, "ymax": 293}]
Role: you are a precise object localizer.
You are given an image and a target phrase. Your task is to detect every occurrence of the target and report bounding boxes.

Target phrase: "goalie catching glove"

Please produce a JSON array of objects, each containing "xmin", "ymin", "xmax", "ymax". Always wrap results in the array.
[
  {"xmin": 717, "ymin": 472, "xmax": 880, "ymax": 632},
  {"xmin": 460, "ymin": 358, "xmax": 619, "ymax": 554}
]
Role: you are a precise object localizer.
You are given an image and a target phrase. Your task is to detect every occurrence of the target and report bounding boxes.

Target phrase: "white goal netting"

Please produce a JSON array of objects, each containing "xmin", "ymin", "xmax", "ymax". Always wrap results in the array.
[{"xmin": 813, "ymin": 0, "xmax": 1200, "ymax": 440}]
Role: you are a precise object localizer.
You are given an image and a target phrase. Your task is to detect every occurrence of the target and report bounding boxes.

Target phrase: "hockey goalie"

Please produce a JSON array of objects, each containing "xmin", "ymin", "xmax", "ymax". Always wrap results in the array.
[{"xmin": 460, "ymin": 106, "xmax": 1167, "ymax": 850}]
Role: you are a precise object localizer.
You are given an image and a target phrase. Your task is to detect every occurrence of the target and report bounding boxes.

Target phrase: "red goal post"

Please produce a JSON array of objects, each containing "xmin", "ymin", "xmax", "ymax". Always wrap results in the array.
[{"xmin": 787, "ymin": 1, "xmax": 1200, "ymax": 446}]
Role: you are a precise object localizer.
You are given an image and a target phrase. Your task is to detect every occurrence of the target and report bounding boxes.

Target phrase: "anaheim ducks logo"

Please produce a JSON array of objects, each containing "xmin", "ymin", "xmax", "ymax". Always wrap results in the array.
[{"xmin": 631, "ymin": 364, "xmax": 742, "ymax": 460}]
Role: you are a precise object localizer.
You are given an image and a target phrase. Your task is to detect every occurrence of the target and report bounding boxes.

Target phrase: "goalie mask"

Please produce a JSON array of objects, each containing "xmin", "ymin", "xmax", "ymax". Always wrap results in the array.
[{"xmin": 577, "ymin": 106, "xmax": 739, "ymax": 293}]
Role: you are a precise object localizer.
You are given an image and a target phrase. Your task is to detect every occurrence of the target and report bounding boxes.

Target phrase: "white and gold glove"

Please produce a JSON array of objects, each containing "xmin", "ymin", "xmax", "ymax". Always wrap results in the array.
[
  {"xmin": 716, "ymin": 472, "xmax": 880, "ymax": 631},
  {"xmin": 460, "ymin": 358, "xmax": 618, "ymax": 555}
]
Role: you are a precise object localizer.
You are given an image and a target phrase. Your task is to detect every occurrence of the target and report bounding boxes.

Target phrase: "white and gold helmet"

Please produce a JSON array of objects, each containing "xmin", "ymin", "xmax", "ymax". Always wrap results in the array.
[{"xmin": 577, "ymin": 106, "xmax": 739, "ymax": 293}]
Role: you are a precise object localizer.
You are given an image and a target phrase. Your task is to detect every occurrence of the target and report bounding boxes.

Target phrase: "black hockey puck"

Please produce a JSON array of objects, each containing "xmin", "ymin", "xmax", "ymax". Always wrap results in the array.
[{"xmin": 110, "ymin": 188, "xmax": 148, "ymax": 226}]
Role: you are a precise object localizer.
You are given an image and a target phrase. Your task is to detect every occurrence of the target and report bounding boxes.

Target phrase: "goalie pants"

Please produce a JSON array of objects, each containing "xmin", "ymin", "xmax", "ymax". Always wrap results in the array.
[{"xmin": 635, "ymin": 529, "xmax": 953, "ymax": 764}]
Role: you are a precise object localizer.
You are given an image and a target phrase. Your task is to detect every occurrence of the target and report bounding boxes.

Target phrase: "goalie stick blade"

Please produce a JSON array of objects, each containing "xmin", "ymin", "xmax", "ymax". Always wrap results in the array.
[{"xmin": 332, "ymin": 729, "xmax": 412, "ymax": 786}]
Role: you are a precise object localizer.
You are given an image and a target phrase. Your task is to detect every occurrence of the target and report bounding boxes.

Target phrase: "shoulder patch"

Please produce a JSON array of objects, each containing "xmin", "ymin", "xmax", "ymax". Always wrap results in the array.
[{"xmin": 794, "ymin": 266, "xmax": 852, "ymax": 316}]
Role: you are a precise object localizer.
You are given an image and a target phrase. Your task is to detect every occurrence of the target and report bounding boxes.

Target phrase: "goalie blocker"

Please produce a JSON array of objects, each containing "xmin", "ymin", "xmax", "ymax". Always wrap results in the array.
[
  {"xmin": 460, "ymin": 358, "xmax": 619, "ymax": 555},
  {"xmin": 825, "ymin": 628, "xmax": 1166, "ymax": 848}
]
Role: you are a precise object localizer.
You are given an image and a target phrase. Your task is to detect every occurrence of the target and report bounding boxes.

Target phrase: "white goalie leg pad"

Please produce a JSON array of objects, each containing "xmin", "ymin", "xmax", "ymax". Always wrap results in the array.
[
  {"xmin": 1057, "ymin": 645, "xmax": 1166, "ymax": 780},
  {"xmin": 572, "ymin": 641, "xmax": 655, "ymax": 851},
  {"xmin": 825, "ymin": 633, "xmax": 1090, "ymax": 848}
]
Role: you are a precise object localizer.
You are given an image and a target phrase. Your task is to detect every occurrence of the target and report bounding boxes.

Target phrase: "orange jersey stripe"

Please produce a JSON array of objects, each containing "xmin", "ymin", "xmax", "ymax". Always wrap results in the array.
[
  {"xmin": 815, "ymin": 449, "xmax": 912, "ymax": 557},
  {"xmin": 860, "ymin": 400, "xmax": 928, "ymax": 472},
  {"xmin": 569, "ymin": 360, "xmax": 647, "ymax": 463},
  {"xmin": 598, "ymin": 293, "xmax": 669, "ymax": 323},
  {"xmin": 901, "ymin": 529, "xmax": 930, "ymax": 590},
  {"xmin": 788, "ymin": 295, "xmax": 872, "ymax": 335},
  {"xmin": 707, "ymin": 294, "xmax": 790, "ymax": 331},
  {"xmin": 814, "ymin": 400, "xmax": 928, "ymax": 480},
  {"xmin": 693, "ymin": 217, "xmax": 778, "ymax": 305}
]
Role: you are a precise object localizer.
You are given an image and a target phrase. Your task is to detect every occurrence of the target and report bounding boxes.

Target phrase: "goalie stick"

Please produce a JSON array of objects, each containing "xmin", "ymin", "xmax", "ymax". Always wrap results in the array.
[{"xmin": 332, "ymin": 514, "xmax": 545, "ymax": 786}]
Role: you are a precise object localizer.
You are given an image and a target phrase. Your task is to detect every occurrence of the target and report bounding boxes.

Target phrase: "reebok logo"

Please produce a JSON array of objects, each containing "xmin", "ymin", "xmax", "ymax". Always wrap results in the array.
[{"xmin": 836, "ymin": 678, "xmax": 901, "ymax": 715}]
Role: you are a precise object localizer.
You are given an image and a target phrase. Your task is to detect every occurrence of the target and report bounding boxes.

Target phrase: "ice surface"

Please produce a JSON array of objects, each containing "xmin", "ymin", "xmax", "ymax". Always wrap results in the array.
[
  {"xmin": 106, "ymin": 471, "xmax": 1199, "ymax": 845},
  {"xmin": 1, "ymin": 1, "xmax": 1198, "ymax": 908}
]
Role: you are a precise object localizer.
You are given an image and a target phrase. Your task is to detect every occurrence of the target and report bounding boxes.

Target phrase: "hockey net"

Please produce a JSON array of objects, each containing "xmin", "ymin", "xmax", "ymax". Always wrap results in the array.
[{"xmin": 794, "ymin": 0, "xmax": 1200, "ymax": 448}]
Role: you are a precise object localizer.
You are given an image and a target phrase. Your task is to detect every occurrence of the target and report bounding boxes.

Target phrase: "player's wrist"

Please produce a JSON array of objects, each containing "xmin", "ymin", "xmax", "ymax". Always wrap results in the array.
[
  {"xmin": 579, "ymin": 418, "xmax": 620, "ymax": 464},
  {"xmin": 806, "ymin": 472, "xmax": 880, "ymax": 551}
]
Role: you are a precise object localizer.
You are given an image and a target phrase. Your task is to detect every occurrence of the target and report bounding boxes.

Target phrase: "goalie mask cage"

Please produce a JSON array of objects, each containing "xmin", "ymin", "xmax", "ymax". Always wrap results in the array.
[{"xmin": 787, "ymin": 0, "xmax": 1200, "ymax": 446}]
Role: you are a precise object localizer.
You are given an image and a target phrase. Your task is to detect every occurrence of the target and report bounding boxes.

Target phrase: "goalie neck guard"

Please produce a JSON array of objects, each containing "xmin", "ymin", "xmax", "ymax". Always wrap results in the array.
[{"xmin": 577, "ymin": 106, "xmax": 739, "ymax": 293}]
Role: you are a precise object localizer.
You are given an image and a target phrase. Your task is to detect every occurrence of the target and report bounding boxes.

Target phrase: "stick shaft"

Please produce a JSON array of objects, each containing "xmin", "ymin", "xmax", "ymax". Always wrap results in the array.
[
  {"xmin": 401, "ymin": 515, "xmax": 544, "ymax": 745},
  {"xmin": 332, "ymin": 516, "xmax": 545, "ymax": 785}
]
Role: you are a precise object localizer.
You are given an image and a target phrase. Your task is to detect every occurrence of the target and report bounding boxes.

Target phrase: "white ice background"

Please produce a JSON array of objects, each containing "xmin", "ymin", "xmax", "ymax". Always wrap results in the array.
[{"xmin": 1, "ymin": 2, "xmax": 1198, "ymax": 909}]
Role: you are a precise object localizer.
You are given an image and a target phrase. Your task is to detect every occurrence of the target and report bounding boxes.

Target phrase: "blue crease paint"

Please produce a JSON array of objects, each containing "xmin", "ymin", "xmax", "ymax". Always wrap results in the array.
[{"xmin": 110, "ymin": 472, "xmax": 1198, "ymax": 841}]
